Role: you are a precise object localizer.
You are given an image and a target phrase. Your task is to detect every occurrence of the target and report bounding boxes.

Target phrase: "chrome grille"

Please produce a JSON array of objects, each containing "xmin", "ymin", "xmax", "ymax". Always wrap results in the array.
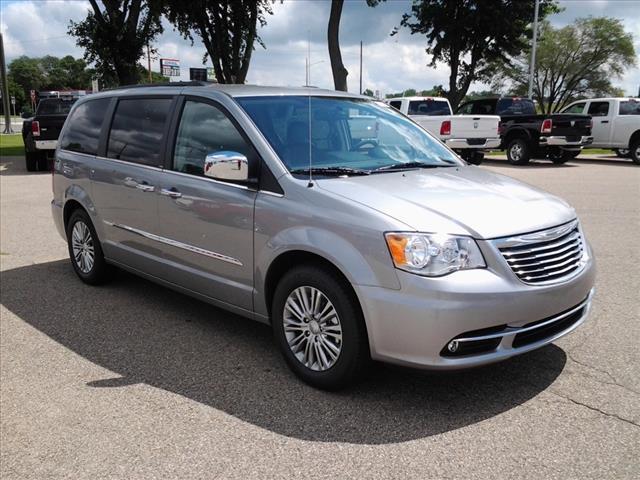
[{"xmin": 495, "ymin": 220, "xmax": 586, "ymax": 285}]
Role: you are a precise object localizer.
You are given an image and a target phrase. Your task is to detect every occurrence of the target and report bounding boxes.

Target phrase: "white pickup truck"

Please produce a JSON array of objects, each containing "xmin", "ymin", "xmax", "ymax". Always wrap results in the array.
[
  {"xmin": 561, "ymin": 97, "xmax": 640, "ymax": 164},
  {"xmin": 387, "ymin": 96, "xmax": 501, "ymax": 164}
]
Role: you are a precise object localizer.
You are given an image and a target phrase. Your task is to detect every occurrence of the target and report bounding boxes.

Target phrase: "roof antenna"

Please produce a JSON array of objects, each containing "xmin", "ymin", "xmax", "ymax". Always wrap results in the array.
[{"xmin": 307, "ymin": 94, "xmax": 314, "ymax": 188}]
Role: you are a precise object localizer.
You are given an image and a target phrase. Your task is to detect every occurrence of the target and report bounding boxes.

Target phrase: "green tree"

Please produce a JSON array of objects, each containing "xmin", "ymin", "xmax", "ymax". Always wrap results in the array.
[
  {"xmin": 69, "ymin": 0, "xmax": 164, "ymax": 86},
  {"xmin": 362, "ymin": 88, "xmax": 375, "ymax": 97},
  {"xmin": 398, "ymin": 0, "xmax": 559, "ymax": 109},
  {"xmin": 7, "ymin": 56, "xmax": 45, "ymax": 93},
  {"xmin": 495, "ymin": 18, "xmax": 636, "ymax": 113},
  {"xmin": 164, "ymin": 0, "xmax": 274, "ymax": 84}
]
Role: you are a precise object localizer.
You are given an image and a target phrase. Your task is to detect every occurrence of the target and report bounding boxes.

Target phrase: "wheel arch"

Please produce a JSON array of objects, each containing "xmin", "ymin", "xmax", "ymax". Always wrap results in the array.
[{"xmin": 628, "ymin": 129, "xmax": 640, "ymax": 149}]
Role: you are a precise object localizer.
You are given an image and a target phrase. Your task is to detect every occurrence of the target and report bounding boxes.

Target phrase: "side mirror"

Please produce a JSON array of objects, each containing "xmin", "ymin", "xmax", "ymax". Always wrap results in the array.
[{"xmin": 203, "ymin": 150, "xmax": 249, "ymax": 182}]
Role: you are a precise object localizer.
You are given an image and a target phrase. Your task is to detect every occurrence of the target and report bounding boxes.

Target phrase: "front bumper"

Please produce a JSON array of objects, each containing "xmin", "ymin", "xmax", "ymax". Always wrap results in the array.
[
  {"xmin": 355, "ymin": 240, "xmax": 596, "ymax": 370},
  {"xmin": 446, "ymin": 137, "xmax": 501, "ymax": 150},
  {"xmin": 539, "ymin": 136, "xmax": 593, "ymax": 149}
]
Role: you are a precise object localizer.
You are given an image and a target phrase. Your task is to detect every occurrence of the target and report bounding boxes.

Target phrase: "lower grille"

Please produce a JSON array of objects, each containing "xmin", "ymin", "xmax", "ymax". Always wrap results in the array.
[
  {"xmin": 512, "ymin": 306, "xmax": 584, "ymax": 348},
  {"xmin": 496, "ymin": 220, "xmax": 585, "ymax": 285}
]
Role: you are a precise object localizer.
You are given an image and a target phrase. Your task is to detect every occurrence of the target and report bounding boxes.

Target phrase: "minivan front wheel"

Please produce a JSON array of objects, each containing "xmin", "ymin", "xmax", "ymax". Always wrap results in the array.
[
  {"xmin": 272, "ymin": 265, "xmax": 369, "ymax": 389},
  {"xmin": 66, "ymin": 209, "xmax": 110, "ymax": 285}
]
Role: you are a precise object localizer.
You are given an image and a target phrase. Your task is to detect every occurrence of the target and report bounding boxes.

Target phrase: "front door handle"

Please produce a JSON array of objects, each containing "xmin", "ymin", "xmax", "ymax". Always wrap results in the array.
[
  {"xmin": 601, "ymin": 120, "xmax": 609, "ymax": 123},
  {"xmin": 160, "ymin": 188, "xmax": 182, "ymax": 198},
  {"xmin": 136, "ymin": 183, "xmax": 155, "ymax": 192}
]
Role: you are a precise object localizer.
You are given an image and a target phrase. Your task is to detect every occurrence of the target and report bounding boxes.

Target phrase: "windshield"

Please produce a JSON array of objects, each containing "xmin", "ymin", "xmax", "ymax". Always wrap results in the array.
[
  {"xmin": 237, "ymin": 96, "xmax": 462, "ymax": 175},
  {"xmin": 37, "ymin": 99, "xmax": 77, "ymax": 115}
]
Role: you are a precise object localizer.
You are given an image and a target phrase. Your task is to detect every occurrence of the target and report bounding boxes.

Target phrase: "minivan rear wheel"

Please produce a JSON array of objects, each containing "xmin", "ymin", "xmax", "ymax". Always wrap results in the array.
[
  {"xmin": 66, "ymin": 209, "xmax": 111, "ymax": 285},
  {"xmin": 271, "ymin": 265, "xmax": 369, "ymax": 390}
]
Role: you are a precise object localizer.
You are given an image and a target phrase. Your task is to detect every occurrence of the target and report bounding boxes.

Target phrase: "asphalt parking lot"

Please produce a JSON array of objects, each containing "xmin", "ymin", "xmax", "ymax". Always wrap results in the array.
[{"xmin": 1, "ymin": 153, "xmax": 639, "ymax": 479}]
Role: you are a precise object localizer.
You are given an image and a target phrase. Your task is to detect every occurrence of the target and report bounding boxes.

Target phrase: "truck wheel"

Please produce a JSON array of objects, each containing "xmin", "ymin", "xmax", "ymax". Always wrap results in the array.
[
  {"xmin": 25, "ymin": 151, "xmax": 38, "ymax": 172},
  {"xmin": 549, "ymin": 150, "xmax": 578, "ymax": 164},
  {"xmin": 271, "ymin": 264, "xmax": 370, "ymax": 390},
  {"xmin": 507, "ymin": 138, "xmax": 531, "ymax": 165},
  {"xmin": 466, "ymin": 152, "xmax": 484, "ymax": 165},
  {"xmin": 630, "ymin": 141, "xmax": 640, "ymax": 165},
  {"xmin": 614, "ymin": 148, "xmax": 630, "ymax": 158},
  {"xmin": 37, "ymin": 155, "xmax": 50, "ymax": 171}
]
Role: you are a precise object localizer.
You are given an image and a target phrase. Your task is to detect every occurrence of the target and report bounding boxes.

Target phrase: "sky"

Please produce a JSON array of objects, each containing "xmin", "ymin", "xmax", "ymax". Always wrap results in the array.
[{"xmin": 1, "ymin": 0, "xmax": 639, "ymax": 96}]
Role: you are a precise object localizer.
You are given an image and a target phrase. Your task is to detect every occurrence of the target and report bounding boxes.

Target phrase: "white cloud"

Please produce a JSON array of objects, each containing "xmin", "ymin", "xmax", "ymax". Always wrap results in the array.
[{"xmin": 0, "ymin": 0, "xmax": 638, "ymax": 96}]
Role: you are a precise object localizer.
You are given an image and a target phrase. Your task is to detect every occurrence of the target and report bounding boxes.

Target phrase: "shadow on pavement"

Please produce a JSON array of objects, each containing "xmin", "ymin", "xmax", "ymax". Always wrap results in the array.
[
  {"xmin": 483, "ymin": 156, "xmax": 637, "ymax": 169},
  {"xmin": 1, "ymin": 260, "xmax": 567, "ymax": 444}
]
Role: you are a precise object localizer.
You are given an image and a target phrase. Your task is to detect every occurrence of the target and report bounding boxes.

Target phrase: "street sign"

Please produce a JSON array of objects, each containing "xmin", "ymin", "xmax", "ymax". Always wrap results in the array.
[
  {"xmin": 10, "ymin": 96, "xmax": 15, "ymax": 105},
  {"xmin": 189, "ymin": 68, "xmax": 207, "ymax": 82},
  {"xmin": 207, "ymin": 68, "xmax": 216, "ymax": 82},
  {"xmin": 160, "ymin": 58, "xmax": 180, "ymax": 77}
]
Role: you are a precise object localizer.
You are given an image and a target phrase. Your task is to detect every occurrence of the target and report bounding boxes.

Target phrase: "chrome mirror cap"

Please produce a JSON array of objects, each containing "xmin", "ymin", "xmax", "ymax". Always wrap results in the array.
[{"xmin": 204, "ymin": 151, "xmax": 249, "ymax": 182}]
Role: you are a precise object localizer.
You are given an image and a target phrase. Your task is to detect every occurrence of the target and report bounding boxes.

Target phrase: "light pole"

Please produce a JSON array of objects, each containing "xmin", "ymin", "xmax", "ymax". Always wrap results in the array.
[
  {"xmin": 527, "ymin": 0, "xmax": 540, "ymax": 99},
  {"xmin": 0, "ymin": 32, "xmax": 13, "ymax": 134}
]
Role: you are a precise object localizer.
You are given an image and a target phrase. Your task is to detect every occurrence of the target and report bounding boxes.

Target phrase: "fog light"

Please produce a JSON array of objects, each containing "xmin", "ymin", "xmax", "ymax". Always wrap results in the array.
[{"xmin": 447, "ymin": 340, "xmax": 459, "ymax": 353}]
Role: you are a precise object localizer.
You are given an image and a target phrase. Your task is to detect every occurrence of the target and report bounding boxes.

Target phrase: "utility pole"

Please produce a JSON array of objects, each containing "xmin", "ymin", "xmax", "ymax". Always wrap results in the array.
[
  {"xmin": 0, "ymin": 32, "xmax": 13, "ymax": 134},
  {"xmin": 527, "ymin": 0, "xmax": 540, "ymax": 99},
  {"xmin": 147, "ymin": 44, "xmax": 152, "ymax": 83},
  {"xmin": 359, "ymin": 41, "xmax": 363, "ymax": 95}
]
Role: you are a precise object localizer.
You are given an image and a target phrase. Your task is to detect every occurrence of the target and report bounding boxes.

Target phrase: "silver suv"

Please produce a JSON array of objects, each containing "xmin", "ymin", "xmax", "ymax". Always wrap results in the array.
[{"xmin": 52, "ymin": 84, "xmax": 596, "ymax": 389}]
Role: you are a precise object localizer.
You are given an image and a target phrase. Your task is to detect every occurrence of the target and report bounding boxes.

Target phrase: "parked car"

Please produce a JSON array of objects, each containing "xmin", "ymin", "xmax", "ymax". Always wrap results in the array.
[
  {"xmin": 52, "ymin": 85, "xmax": 596, "ymax": 389},
  {"xmin": 560, "ymin": 98, "xmax": 640, "ymax": 165},
  {"xmin": 387, "ymin": 96, "xmax": 500, "ymax": 164},
  {"xmin": 456, "ymin": 97, "xmax": 593, "ymax": 165},
  {"xmin": 22, "ymin": 95, "xmax": 78, "ymax": 171}
]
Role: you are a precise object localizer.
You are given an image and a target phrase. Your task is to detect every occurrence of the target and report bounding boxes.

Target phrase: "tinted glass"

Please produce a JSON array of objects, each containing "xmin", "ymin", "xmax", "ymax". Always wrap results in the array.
[
  {"xmin": 389, "ymin": 101, "xmax": 402, "ymax": 110},
  {"xmin": 496, "ymin": 98, "xmax": 536, "ymax": 115},
  {"xmin": 563, "ymin": 103, "xmax": 586, "ymax": 114},
  {"xmin": 587, "ymin": 101, "xmax": 609, "ymax": 116},
  {"xmin": 619, "ymin": 101, "xmax": 640, "ymax": 115},
  {"xmin": 37, "ymin": 99, "xmax": 77, "ymax": 115},
  {"xmin": 457, "ymin": 102, "xmax": 473, "ymax": 114},
  {"xmin": 173, "ymin": 100, "xmax": 253, "ymax": 176},
  {"xmin": 59, "ymin": 98, "xmax": 110, "ymax": 155},
  {"xmin": 107, "ymin": 98, "xmax": 172, "ymax": 166},
  {"xmin": 237, "ymin": 96, "xmax": 461, "ymax": 173},
  {"xmin": 408, "ymin": 100, "xmax": 451, "ymax": 116}
]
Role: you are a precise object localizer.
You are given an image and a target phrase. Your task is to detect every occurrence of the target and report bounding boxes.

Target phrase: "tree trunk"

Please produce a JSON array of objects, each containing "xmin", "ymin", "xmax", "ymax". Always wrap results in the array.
[{"xmin": 328, "ymin": 0, "xmax": 348, "ymax": 91}]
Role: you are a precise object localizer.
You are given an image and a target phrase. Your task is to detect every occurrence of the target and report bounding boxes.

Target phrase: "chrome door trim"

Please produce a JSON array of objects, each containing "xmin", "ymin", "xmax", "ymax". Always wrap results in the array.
[
  {"xmin": 161, "ymin": 168, "xmax": 256, "ymax": 192},
  {"xmin": 103, "ymin": 220, "xmax": 243, "ymax": 266}
]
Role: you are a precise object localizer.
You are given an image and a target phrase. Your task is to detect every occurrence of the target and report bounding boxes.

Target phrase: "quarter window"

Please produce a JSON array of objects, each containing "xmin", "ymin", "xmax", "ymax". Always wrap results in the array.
[
  {"xmin": 587, "ymin": 101, "xmax": 610, "ymax": 117},
  {"xmin": 619, "ymin": 101, "xmax": 640, "ymax": 115},
  {"xmin": 107, "ymin": 98, "xmax": 172, "ymax": 166},
  {"xmin": 59, "ymin": 98, "xmax": 110, "ymax": 155},
  {"xmin": 172, "ymin": 100, "xmax": 253, "ymax": 177}
]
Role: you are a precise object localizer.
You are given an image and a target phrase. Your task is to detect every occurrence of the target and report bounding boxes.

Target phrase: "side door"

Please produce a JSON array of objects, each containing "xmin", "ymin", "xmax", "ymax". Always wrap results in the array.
[
  {"xmin": 91, "ymin": 95, "xmax": 176, "ymax": 278},
  {"xmin": 156, "ymin": 96, "xmax": 258, "ymax": 311},
  {"xmin": 587, "ymin": 100, "xmax": 613, "ymax": 147}
]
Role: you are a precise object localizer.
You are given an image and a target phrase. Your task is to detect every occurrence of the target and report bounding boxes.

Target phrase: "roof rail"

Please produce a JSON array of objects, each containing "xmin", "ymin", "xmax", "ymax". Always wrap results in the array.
[{"xmin": 104, "ymin": 81, "xmax": 208, "ymax": 91}]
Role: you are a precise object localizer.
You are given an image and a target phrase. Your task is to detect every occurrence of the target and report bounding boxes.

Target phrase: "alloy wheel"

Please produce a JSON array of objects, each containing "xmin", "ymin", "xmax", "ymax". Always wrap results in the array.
[
  {"xmin": 71, "ymin": 221, "xmax": 95, "ymax": 274},
  {"xmin": 283, "ymin": 286, "xmax": 343, "ymax": 371}
]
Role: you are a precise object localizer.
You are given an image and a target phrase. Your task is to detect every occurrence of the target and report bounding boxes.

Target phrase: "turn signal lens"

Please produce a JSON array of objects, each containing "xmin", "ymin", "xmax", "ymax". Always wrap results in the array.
[
  {"xmin": 541, "ymin": 119, "xmax": 553, "ymax": 134},
  {"xmin": 385, "ymin": 232, "xmax": 485, "ymax": 277}
]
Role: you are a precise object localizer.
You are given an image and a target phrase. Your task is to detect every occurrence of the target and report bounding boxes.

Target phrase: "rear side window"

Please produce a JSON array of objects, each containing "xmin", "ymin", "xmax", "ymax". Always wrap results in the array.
[
  {"xmin": 408, "ymin": 100, "xmax": 451, "ymax": 116},
  {"xmin": 496, "ymin": 98, "xmax": 536, "ymax": 115},
  {"xmin": 389, "ymin": 101, "xmax": 401, "ymax": 110},
  {"xmin": 107, "ymin": 98, "xmax": 172, "ymax": 166},
  {"xmin": 563, "ymin": 102, "xmax": 586, "ymax": 114},
  {"xmin": 619, "ymin": 101, "xmax": 640, "ymax": 115},
  {"xmin": 588, "ymin": 101, "xmax": 610, "ymax": 117},
  {"xmin": 59, "ymin": 98, "xmax": 110, "ymax": 155},
  {"xmin": 37, "ymin": 99, "xmax": 77, "ymax": 115},
  {"xmin": 173, "ymin": 100, "xmax": 254, "ymax": 177}
]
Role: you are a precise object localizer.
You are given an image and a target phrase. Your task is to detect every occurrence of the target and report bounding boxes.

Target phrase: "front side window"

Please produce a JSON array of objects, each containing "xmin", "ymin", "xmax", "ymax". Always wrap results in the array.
[
  {"xmin": 588, "ymin": 101, "xmax": 610, "ymax": 117},
  {"xmin": 173, "ymin": 100, "xmax": 254, "ymax": 177},
  {"xmin": 563, "ymin": 102, "xmax": 586, "ymax": 114},
  {"xmin": 619, "ymin": 101, "xmax": 640, "ymax": 115},
  {"xmin": 408, "ymin": 100, "xmax": 451, "ymax": 116},
  {"xmin": 456, "ymin": 102, "xmax": 473, "ymax": 115},
  {"xmin": 107, "ymin": 97, "xmax": 172, "ymax": 166},
  {"xmin": 237, "ymin": 96, "xmax": 462, "ymax": 175},
  {"xmin": 59, "ymin": 98, "xmax": 110, "ymax": 155}
]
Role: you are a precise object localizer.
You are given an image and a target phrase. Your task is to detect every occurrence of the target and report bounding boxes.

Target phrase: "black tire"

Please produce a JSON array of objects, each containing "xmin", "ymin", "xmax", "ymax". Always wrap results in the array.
[
  {"xmin": 66, "ymin": 209, "xmax": 111, "ymax": 285},
  {"xmin": 464, "ymin": 152, "xmax": 484, "ymax": 165},
  {"xmin": 506, "ymin": 138, "xmax": 531, "ymax": 165},
  {"xmin": 630, "ymin": 142, "xmax": 640, "ymax": 165},
  {"xmin": 25, "ymin": 151, "xmax": 38, "ymax": 172},
  {"xmin": 37, "ymin": 154, "xmax": 50, "ymax": 171},
  {"xmin": 271, "ymin": 264, "xmax": 370, "ymax": 390},
  {"xmin": 614, "ymin": 148, "xmax": 630, "ymax": 158},
  {"xmin": 549, "ymin": 150, "xmax": 578, "ymax": 164}
]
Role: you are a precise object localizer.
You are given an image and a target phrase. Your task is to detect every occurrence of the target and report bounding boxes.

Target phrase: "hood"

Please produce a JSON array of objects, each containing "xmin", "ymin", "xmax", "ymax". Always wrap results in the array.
[{"xmin": 316, "ymin": 166, "xmax": 575, "ymax": 239}]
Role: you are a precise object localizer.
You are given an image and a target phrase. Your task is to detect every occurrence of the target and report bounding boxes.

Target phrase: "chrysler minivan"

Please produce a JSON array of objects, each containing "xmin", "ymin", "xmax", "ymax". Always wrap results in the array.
[{"xmin": 52, "ymin": 84, "xmax": 595, "ymax": 389}]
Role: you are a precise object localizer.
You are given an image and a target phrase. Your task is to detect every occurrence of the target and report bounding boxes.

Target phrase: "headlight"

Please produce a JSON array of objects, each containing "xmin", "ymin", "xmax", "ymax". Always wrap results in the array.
[{"xmin": 385, "ymin": 232, "xmax": 486, "ymax": 276}]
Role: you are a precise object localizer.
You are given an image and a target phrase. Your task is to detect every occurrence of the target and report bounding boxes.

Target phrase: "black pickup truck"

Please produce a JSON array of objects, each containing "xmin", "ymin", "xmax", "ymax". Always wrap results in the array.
[
  {"xmin": 456, "ymin": 97, "xmax": 593, "ymax": 165},
  {"xmin": 22, "ymin": 97, "xmax": 77, "ymax": 171}
]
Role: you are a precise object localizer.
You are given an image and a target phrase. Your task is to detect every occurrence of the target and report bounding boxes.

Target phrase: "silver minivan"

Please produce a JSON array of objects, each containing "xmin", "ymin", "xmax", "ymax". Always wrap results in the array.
[{"xmin": 52, "ymin": 84, "xmax": 596, "ymax": 389}]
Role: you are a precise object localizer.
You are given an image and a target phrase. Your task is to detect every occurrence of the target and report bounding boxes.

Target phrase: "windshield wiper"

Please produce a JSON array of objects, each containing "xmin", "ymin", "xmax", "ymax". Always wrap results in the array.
[
  {"xmin": 290, "ymin": 167, "xmax": 370, "ymax": 176},
  {"xmin": 371, "ymin": 161, "xmax": 453, "ymax": 173}
]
